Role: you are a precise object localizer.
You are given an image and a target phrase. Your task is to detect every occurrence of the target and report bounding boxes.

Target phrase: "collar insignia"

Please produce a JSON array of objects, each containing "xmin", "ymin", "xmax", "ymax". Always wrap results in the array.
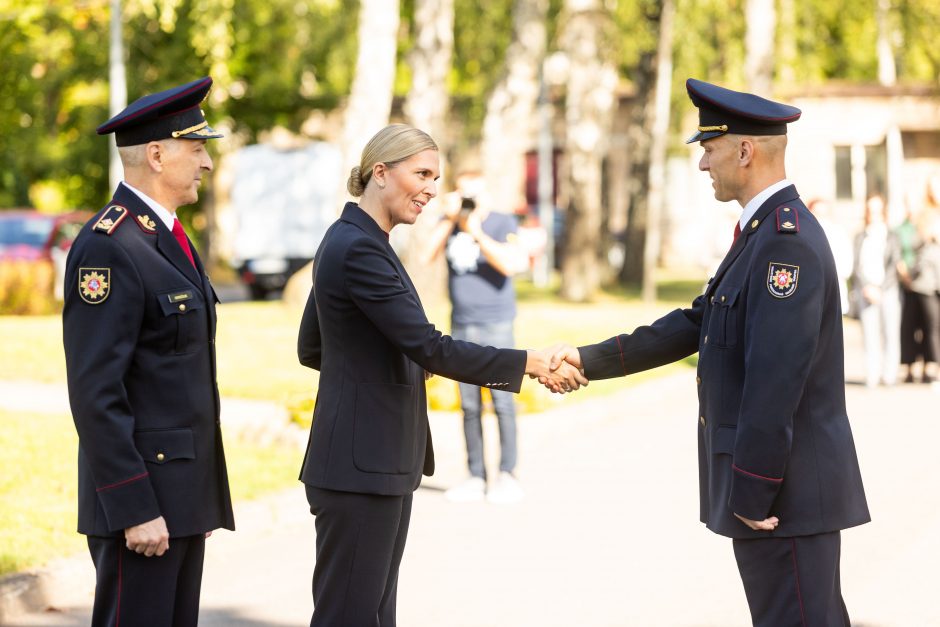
[{"xmin": 137, "ymin": 214, "xmax": 158, "ymax": 233}]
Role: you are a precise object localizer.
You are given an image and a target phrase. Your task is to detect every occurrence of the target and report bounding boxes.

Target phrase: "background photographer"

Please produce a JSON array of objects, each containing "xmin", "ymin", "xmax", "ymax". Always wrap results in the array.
[{"xmin": 422, "ymin": 170, "xmax": 529, "ymax": 504}]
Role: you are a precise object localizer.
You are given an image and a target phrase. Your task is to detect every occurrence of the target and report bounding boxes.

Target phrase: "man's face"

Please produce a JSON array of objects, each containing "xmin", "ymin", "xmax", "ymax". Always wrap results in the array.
[
  {"xmin": 698, "ymin": 135, "xmax": 741, "ymax": 203},
  {"xmin": 158, "ymin": 139, "xmax": 213, "ymax": 208}
]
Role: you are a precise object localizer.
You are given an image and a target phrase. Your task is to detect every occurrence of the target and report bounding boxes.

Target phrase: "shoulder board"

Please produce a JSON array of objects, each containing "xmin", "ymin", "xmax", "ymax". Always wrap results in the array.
[
  {"xmin": 775, "ymin": 206, "xmax": 799, "ymax": 234},
  {"xmin": 93, "ymin": 205, "xmax": 129, "ymax": 235}
]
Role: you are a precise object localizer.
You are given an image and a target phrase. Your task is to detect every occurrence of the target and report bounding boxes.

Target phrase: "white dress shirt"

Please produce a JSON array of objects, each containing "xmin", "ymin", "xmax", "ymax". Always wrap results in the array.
[
  {"xmin": 739, "ymin": 178, "xmax": 792, "ymax": 230},
  {"xmin": 121, "ymin": 181, "xmax": 177, "ymax": 231}
]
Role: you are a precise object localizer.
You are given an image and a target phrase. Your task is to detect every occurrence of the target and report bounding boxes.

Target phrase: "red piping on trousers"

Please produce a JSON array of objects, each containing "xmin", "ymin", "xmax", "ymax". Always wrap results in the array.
[
  {"xmin": 117, "ymin": 545, "xmax": 123, "ymax": 627},
  {"xmin": 790, "ymin": 538, "xmax": 806, "ymax": 626},
  {"xmin": 732, "ymin": 464, "xmax": 783, "ymax": 483}
]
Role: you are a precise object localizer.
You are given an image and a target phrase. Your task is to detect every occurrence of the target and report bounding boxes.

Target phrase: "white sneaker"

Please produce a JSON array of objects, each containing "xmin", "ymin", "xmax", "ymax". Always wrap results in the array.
[
  {"xmin": 486, "ymin": 472, "xmax": 525, "ymax": 505},
  {"xmin": 444, "ymin": 476, "xmax": 486, "ymax": 503}
]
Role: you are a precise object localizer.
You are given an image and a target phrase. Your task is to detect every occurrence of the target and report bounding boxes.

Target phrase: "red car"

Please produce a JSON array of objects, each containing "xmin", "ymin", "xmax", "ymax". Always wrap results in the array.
[
  {"xmin": 0, "ymin": 209, "xmax": 92, "ymax": 301},
  {"xmin": 0, "ymin": 209, "xmax": 91, "ymax": 262}
]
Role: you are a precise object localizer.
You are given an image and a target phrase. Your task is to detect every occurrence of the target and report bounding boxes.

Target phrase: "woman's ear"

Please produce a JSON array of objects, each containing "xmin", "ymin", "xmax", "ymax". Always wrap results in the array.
[{"xmin": 372, "ymin": 162, "xmax": 388, "ymax": 189}]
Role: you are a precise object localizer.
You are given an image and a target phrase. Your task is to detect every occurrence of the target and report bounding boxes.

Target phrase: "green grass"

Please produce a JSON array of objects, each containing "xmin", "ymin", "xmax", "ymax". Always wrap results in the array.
[{"xmin": 0, "ymin": 409, "xmax": 301, "ymax": 576}]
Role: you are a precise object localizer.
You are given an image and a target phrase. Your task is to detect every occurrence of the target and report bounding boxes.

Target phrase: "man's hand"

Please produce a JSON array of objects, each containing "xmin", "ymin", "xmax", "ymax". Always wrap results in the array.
[
  {"xmin": 526, "ymin": 345, "xmax": 588, "ymax": 393},
  {"xmin": 125, "ymin": 516, "xmax": 170, "ymax": 557},
  {"xmin": 734, "ymin": 513, "xmax": 779, "ymax": 531}
]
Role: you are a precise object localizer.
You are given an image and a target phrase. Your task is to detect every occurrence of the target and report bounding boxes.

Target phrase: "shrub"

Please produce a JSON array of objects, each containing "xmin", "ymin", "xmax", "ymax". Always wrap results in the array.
[{"xmin": 0, "ymin": 259, "xmax": 60, "ymax": 315}]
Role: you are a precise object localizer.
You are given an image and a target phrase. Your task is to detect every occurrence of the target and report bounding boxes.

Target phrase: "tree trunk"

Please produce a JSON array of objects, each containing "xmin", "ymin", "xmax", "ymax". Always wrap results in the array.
[
  {"xmin": 876, "ymin": 0, "xmax": 897, "ymax": 86},
  {"xmin": 400, "ymin": 0, "xmax": 454, "ymax": 306},
  {"xmin": 559, "ymin": 0, "xmax": 616, "ymax": 302},
  {"xmin": 480, "ymin": 0, "xmax": 548, "ymax": 215},
  {"xmin": 619, "ymin": 9, "xmax": 659, "ymax": 288},
  {"xmin": 745, "ymin": 0, "xmax": 775, "ymax": 94},
  {"xmin": 340, "ymin": 0, "xmax": 400, "ymax": 200},
  {"xmin": 641, "ymin": 0, "xmax": 674, "ymax": 303}
]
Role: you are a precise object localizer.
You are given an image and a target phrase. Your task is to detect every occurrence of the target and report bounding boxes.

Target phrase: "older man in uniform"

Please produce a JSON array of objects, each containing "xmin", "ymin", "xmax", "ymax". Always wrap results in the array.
[
  {"xmin": 549, "ymin": 79, "xmax": 870, "ymax": 625},
  {"xmin": 62, "ymin": 77, "xmax": 234, "ymax": 627}
]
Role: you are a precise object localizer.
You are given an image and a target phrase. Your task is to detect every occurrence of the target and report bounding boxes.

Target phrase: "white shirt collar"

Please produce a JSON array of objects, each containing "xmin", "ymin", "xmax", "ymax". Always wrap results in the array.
[
  {"xmin": 739, "ymin": 179, "xmax": 792, "ymax": 229},
  {"xmin": 121, "ymin": 181, "xmax": 176, "ymax": 231}
]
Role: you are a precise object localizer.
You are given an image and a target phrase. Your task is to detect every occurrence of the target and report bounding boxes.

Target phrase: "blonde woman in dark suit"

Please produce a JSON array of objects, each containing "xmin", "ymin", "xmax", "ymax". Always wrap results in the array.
[{"xmin": 297, "ymin": 124, "xmax": 584, "ymax": 627}]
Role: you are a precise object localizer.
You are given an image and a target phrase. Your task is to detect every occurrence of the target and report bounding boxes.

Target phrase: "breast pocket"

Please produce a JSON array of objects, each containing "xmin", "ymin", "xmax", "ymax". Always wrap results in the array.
[
  {"xmin": 708, "ymin": 286, "xmax": 741, "ymax": 349},
  {"xmin": 156, "ymin": 288, "xmax": 206, "ymax": 355}
]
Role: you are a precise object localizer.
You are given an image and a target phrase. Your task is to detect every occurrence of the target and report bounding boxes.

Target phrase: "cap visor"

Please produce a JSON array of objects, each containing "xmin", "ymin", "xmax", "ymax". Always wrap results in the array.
[{"xmin": 685, "ymin": 130, "xmax": 725, "ymax": 144}]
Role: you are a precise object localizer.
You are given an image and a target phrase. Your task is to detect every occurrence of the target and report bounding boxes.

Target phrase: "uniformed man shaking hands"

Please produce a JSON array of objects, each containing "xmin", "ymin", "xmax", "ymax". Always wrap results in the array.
[
  {"xmin": 547, "ymin": 79, "xmax": 870, "ymax": 626},
  {"xmin": 63, "ymin": 77, "xmax": 234, "ymax": 627}
]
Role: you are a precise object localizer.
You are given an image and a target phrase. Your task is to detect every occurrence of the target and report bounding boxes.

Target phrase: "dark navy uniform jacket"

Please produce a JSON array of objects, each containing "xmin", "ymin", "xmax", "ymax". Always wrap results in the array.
[
  {"xmin": 63, "ymin": 183, "xmax": 235, "ymax": 538},
  {"xmin": 580, "ymin": 185, "xmax": 870, "ymax": 539},
  {"xmin": 297, "ymin": 203, "xmax": 527, "ymax": 496}
]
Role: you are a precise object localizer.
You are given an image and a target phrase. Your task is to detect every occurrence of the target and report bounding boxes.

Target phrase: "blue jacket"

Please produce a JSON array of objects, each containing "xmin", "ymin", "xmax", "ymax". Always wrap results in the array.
[
  {"xmin": 63, "ymin": 183, "xmax": 234, "ymax": 538},
  {"xmin": 579, "ymin": 185, "xmax": 870, "ymax": 539}
]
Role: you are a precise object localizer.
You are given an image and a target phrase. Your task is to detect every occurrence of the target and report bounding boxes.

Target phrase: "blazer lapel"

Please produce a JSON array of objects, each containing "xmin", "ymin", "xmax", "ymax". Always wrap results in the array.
[
  {"xmin": 706, "ymin": 185, "xmax": 801, "ymax": 297},
  {"xmin": 341, "ymin": 203, "xmax": 424, "ymax": 307}
]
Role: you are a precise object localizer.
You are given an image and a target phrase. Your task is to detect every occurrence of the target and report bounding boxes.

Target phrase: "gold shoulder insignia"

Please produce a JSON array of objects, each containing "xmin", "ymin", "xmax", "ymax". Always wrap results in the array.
[
  {"xmin": 93, "ymin": 205, "xmax": 128, "ymax": 235},
  {"xmin": 775, "ymin": 206, "xmax": 799, "ymax": 234},
  {"xmin": 136, "ymin": 214, "xmax": 157, "ymax": 233},
  {"xmin": 78, "ymin": 268, "xmax": 111, "ymax": 304}
]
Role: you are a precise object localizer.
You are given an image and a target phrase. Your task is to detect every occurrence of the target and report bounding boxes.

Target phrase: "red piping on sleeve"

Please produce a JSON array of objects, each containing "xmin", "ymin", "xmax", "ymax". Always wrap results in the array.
[
  {"xmin": 615, "ymin": 336, "xmax": 627, "ymax": 376},
  {"xmin": 732, "ymin": 464, "xmax": 783, "ymax": 483},
  {"xmin": 96, "ymin": 471, "xmax": 149, "ymax": 492}
]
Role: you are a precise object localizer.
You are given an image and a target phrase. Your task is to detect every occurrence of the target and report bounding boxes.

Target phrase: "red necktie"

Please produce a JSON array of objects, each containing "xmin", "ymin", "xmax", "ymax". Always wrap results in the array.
[
  {"xmin": 733, "ymin": 221, "xmax": 742, "ymax": 242},
  {"xmin": 172, "ymin": 218, "xmax": 196, "ymax": 268}
]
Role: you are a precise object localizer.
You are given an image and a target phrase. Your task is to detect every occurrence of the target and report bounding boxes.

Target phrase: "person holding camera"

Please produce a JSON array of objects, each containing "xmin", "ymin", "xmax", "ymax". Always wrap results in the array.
[{"xmin": 423, "ymin": 170, "xmax": 530, "ymax": 504}]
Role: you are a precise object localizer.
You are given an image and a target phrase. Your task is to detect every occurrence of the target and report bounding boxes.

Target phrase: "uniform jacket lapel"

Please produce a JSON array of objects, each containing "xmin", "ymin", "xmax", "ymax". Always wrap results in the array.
[
  {"xmin": 113, "ymin": 185, "xmax": 205, "ymax": 289},
  {"xmin": 706, "ymin": 185, "xmax": 801, "ymax": 297}
]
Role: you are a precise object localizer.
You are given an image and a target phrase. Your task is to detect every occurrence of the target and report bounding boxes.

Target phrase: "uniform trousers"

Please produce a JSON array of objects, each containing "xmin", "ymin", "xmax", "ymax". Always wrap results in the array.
[
  {"xmin": 733, "ymin": 531, "xmax": 850, "ymax": 627},
  {"xmin": 87, "ymin": 533, "xmax": 206, "ymax": 627},
  {"xmin": 306, "ymin": 485, "xmax": 413, "ymax": 627}
]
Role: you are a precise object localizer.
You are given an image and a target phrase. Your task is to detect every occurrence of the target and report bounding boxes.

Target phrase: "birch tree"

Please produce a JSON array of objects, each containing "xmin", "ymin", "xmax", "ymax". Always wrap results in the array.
[
  {"xmin": 559, "ymin": 0, "xmax": 616, "ymax": 302},
  {"xmin": 480, "ymin": 0, "xmax": 548, "ymax": 215}
]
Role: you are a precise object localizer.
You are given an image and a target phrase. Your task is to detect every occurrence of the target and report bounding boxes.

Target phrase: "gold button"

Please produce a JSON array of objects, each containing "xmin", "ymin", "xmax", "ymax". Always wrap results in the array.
[
  {"xmin": 783, "ymin": 207, "xmax": 791, "ymax": 212},
  {"xmin": 704, "ymin": 335, "xmax": 708, "ymax": 344},
  {"xmin": 699, "ymin": 416, "xmax": 706, "ymax": 426},
  {"xmin": 710, "ymin": 296, "xmax": 716, "ymax": 304},
  {"xmin": 178, "ymin": 303, "xmax": 186, "ymax": 312},
  {"xmin": 721, "ymin": 295, "xmax": 726, "ymax": 302},
  {"xmin": 156, "ymin": 452, "xmax": 165, "ymax": 462},
  {"xmin": 751, "ymin": 219, "xmax": 759, "ymax": 228},
  {"xmin": 696, "ymin": 376, "xmax": 702, "ymax": 384}
]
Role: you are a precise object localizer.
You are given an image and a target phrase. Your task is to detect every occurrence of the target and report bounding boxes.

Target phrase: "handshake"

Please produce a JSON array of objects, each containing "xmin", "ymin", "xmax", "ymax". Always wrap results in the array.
[{"xmin": 525, "ymin": 344, "xmax": 587, "ymax": 394}]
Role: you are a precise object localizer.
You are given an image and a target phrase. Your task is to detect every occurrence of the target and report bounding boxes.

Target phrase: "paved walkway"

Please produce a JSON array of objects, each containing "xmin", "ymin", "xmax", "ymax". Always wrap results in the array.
[{"xmin": 5, "ymin": 320, "xmax": 939, "ymax": 626}]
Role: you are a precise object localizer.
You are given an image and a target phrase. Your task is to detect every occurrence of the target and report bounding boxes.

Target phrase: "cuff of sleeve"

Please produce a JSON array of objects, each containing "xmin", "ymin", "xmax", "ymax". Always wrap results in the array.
[
  {"xmin": 728, "ymin": 465, "xmax": 782, "ymax": 521},
  {"xmin": 579, "ymin": 343, "xmax": 625, "ymax": 380},
  {"xmin": 97, "ymin": 474, "xmax": 161, "ymax": 533}
]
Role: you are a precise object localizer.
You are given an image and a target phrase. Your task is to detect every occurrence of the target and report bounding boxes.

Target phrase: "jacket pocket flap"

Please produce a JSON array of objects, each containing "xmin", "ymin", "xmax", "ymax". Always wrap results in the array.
[
  {"xmin": 135, "ymin": 428, "xmax": 196, "ymax": 464},
  {"xmin": 156, "ymin": 289, "xmax": 204, "ymax": 316},
  {"xmin": 712, "ymin": 425, "xmax": 736, "ymax": 455}
]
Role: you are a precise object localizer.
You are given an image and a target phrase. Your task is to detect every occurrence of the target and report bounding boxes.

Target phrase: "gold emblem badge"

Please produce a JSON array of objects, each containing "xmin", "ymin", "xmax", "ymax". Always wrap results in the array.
[
  {"xmin": 766, "ymin": 262, "xmax": 799, "ymax": 298},
  {"xmin": 137, "ymin": 214, "xmax": 157, "ymax": 232},
  {"xmin": 79, "ymin": 268, "xmax": 111, "ymax": 304}
]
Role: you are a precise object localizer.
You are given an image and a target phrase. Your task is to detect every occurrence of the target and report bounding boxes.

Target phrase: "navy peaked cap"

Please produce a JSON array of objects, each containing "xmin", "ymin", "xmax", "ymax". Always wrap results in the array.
[
  {"xmin": 685, "ymin": 78, "xmax": 801, "ymax": 144},
  {"xmin": 97, "ymin": 77, "xmax": 223, "ymax": 147}
]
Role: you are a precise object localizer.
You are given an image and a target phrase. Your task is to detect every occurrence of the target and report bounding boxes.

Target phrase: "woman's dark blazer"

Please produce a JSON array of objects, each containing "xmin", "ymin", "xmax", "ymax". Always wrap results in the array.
[{"xmin": 298, "ymin": 203, "xmax": 527, "ymax": 496}]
